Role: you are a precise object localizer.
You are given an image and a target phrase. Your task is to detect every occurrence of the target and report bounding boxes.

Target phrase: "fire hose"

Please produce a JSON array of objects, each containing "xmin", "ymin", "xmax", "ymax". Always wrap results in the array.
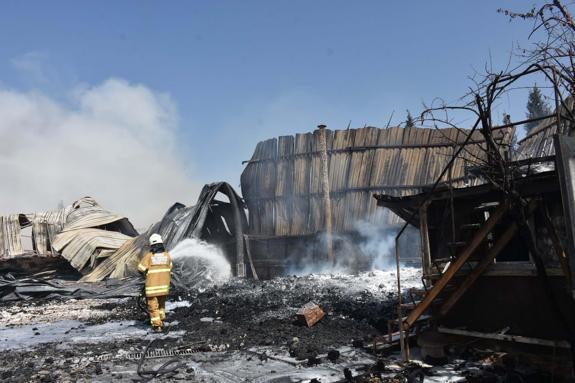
[{"xmin": 136, "ymin": 338, "xmax": 187, "ymax": 382}]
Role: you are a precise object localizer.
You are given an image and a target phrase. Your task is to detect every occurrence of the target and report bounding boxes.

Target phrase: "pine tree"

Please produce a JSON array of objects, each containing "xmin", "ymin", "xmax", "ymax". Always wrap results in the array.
[
  {"xmin": 405, "ymin": 110, "xmax": 415, "ymax": 128},
  {"xmin": 525, "ymin": 85, "xmax": 551, "ymax": 134}
]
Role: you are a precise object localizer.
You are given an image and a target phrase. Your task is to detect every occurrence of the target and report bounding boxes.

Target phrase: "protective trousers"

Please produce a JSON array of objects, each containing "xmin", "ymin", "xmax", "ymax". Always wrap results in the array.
[{"xmin": 147, "ymin": 295, "xmax": 167, "ymax": 328}]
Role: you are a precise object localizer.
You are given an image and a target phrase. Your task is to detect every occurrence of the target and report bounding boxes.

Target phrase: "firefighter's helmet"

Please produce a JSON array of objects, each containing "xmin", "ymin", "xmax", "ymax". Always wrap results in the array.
[{"xmin": 149, "ymin": 233, "xmax": 163, "ymax": 246}]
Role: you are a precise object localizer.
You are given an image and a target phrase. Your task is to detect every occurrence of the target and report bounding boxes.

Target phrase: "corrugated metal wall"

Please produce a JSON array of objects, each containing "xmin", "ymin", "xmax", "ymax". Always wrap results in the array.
[{"xmin": 241, "ymin": 126, "xmax": 511, "ymax": 236}]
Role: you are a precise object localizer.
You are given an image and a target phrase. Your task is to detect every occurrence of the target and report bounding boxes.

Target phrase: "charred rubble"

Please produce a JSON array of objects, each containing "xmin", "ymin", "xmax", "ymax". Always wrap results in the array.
[{"xmin": 3, "ymin": 1, "xmax": 575, "ymax": 381}]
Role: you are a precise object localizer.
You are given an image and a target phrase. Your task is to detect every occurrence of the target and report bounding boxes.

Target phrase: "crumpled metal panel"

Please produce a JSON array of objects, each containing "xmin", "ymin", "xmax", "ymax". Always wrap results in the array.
[
  {"xmin": 0, "ymin": 272, "xmax": 141, "ymax": 301},
  {"xmin": 82, "ymin": 182, "xmax": 247, "ymax": 282},
  {"xmin": 53, "ymin": 229, "xmax": 134, "ymax": 272},
  {"xmin": 0, "ymin": 197, "xmax": 138, "ymax": 273},
  {"xmin": 0, "ymin": 215, "xmax": 23, "ymax": 258},
  {"xmin": 63, "ymin": 207, "xmax": 130, "ymax": 232}
]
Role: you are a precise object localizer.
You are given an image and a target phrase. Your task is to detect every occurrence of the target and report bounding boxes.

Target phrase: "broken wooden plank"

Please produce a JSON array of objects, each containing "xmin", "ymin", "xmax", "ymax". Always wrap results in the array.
[
  {"xmin": 419, "ymin": 201, "xmax": 432, "ymax": 280},
  {"xmin": 541, "ymin": 204, "xmax": 572, "ymax": 286},
  {"xmin": 437, "ymin": 326, "xmax": 571, "ymax": 349},
  {"xmin": 373, "ymin": 331, "xmax": 417, "ymax": 352}
]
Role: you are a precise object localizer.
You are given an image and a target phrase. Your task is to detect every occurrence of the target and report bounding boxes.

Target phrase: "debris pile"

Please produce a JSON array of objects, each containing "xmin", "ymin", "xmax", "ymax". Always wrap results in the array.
[
  {"xmin": 0, "ymin": 272, "xmax": 141, "ymax": 302},
  {"xmin": 82, "ymin": 181, "xmax": 248, "ymax": 282},
  {"xmin": 166, "ymin": 268, "xmax": 424, "ymax": 358},
  {"xmin": 0, "ymin": 267, "xmax": 567, "ymax": 382},
  {"xmin": 0, "ymin": 197, "xmax": 138, "ymax": 275}
]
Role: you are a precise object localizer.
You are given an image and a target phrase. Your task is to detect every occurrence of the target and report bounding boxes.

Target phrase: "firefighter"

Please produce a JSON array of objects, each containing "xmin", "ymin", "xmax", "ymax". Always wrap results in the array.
[{"xmin": 137, "ymin": 233, "xmax": 172, "ymax": 331}]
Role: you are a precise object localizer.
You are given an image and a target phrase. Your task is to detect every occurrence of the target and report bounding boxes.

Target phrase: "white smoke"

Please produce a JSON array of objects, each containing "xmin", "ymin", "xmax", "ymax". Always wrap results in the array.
[
  {"xmin": 353, "ymin": 220, "xmax": 396, "ymax": 270},
  {"xmin": 0, "ymin": 78, "xmax": 199, "ymax": 228},
  {"xmin": 170, "ymin": 238, "xmax": 232, "ymax": 288},
  {"xmin": 286, "ymin": 221, "xmax": 417, "ymax": 276},
  {"xmin": 285, "ymin": 232, "xmax": 358, "ymax": 276}
]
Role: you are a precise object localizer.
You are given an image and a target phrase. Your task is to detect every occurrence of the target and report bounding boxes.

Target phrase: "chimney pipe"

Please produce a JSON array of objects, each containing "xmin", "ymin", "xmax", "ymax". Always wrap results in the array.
[{"xmin": 317, "ymin": 124, "xmax": 334, "ymax": 264}]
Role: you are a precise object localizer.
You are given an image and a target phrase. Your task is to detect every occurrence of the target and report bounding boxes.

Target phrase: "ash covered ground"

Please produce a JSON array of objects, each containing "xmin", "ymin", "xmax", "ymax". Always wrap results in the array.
[
  {"xmin": 169, "ymin": 269, "xmax": 423, "ymax": 356},
  {"xmin": 0, "ymin": 269, "xmax": 423, "ymax": 382}
]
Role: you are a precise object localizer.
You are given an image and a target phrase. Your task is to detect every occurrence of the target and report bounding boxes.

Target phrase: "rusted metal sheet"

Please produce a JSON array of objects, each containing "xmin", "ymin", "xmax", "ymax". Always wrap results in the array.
[{"xmin": 297, "ymin": 302, "xmax": 325, "ymax": 327}]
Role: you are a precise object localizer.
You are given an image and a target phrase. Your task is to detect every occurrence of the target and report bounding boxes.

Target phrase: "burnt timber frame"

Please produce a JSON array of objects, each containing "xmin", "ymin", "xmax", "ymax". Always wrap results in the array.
[
  {"xmin": 375, "ymin": 166, "xmax": 574, "ymax": 344},
  {"xmin": 438, "ymin": 199, "xmax": 538, "ymax": 317},
  {"xmin": 403, "ymin": 201, "xmax": 509, "ymax": 329},
  {"xmin": 374, "ymin": 170, "xmax": 559, "ymax": 227},
  {"xmin": 554, "ymin": 135, "xmax": 575, "ymax": 295}
]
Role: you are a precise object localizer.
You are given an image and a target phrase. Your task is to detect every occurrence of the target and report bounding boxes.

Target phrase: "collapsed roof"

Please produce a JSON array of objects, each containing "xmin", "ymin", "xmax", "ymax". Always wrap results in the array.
[
  {"xmin": 0, "ymin": 183, "xmax": 248, "ymax": 282},
  {"xmin": 0, "ymin": 197, "xmax": 138, "ymax": 275},
  {"xmin": 82, "ymin": 182, "xmax": 247, "ymax": 282}
]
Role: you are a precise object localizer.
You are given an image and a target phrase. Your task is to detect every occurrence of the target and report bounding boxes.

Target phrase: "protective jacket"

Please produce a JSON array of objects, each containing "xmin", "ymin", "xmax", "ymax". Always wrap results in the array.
[{"xmin": 137, "ymin": 251, "xmax": 172, "ymax": 297}]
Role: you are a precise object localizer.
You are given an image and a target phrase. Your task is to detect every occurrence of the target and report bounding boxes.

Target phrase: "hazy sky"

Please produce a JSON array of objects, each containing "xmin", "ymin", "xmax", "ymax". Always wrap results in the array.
[{"xmin": 0, "ymin": 1, "xmax": 545, "ymax": 226}]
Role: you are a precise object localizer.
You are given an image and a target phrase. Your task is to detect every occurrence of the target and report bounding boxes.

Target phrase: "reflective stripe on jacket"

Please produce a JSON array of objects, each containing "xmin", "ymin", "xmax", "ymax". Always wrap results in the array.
[{"xmin": 137, "ymin": 251, "xmax": 172, "ymax": 297}]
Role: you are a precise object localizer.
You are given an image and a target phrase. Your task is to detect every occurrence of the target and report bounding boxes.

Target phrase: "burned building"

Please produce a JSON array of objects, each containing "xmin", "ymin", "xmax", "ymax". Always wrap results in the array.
[
  {"xmin": 375, "ymin": 114, "xmax": 575, "ymax": 374},
  {"xmin": 241, "ymin": 125, "xmax": 513, "ymax": 278}
]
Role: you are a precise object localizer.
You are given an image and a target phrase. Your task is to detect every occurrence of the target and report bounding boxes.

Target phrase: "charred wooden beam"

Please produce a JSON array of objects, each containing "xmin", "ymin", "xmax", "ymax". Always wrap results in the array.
[
  {"xmin": 419, "ymin": 201, "xmax": 432, "ymax": 280},
  {"xmin": 403, "ymin": 201, "xmax": 509, "ymax": 330},
  {"xmin": 554, "ymin": 134, "xmax": 575, "ymax": 295},
  {"xmin": 437, "ymin": 326, "xmax": 571, "ymax": 348},
  {"xmin": 439, "ymin": 200, "xmax": 538, "ymax": 317},
  {"xmin": 318, "ymin": 125, "xmax": 334, "ymax": 264},
  {"xmin": 541, "ymin": 204, "xmax": 572, "ymax": 287}
]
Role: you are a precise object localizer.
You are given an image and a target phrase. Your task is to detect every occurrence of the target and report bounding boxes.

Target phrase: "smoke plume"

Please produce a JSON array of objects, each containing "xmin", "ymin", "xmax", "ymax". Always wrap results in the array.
[
  {"xmin": 0, "ymin": 78, "xmax": 199, "ymax": 228},
  {"xmin": 286, "ymin": 221, "xmax": 420, "ymax": 275}
]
